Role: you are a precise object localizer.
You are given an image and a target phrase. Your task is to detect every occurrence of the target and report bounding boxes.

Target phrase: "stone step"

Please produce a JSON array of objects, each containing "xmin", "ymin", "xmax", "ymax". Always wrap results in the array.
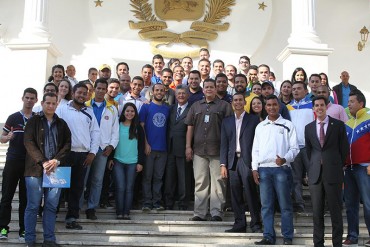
[{"xmin": 4, "ymin": 229, "xmax": 367, "ymax": 246}]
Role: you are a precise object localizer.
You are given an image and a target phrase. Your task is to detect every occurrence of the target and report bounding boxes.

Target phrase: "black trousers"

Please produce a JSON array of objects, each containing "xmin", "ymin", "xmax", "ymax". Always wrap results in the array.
[
  {"xmin": 229, "ymin": 156, "xmax": 261, "ymax": 231},
  {"xmin": 309, "ymin": 172, "xmax": 343, "ymax": 247},
  {"xmin": 65, "ymin": 152, "xmax": 88, "ymax": 222},
  {"xmin": 164, "ymin": 154, "xmax": 189, "ymax": 208},
  {"xmin": 0, "ymin": 158, "xmax": 26, "ymax": 233}
]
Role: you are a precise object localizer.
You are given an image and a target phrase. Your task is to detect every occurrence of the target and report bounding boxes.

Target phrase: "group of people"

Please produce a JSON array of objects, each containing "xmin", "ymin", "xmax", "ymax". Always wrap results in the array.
[{"xmin": 0, "ymin": 48, "xmax": 369, "ymax": 247}]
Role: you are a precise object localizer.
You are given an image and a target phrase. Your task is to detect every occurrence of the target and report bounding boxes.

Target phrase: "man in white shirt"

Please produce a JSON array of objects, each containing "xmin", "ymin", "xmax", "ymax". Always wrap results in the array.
[
  {"xmin": 84, "ymin": 79, "xmax": 119, "ymax": 220},
  {"xmin": 252, "ymin": 94, "xmax": 299, "ymax": 245},
  {"xmin": 56, "ymin": 83, "xmax": 100, "ymax": 230},
  {"xmin": 118, "ymin": 76, "xmax": 148, "ymax": 115}
]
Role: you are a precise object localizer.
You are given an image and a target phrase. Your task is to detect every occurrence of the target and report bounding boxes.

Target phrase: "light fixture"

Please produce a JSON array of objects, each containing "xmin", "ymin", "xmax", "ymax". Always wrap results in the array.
[{"xmin": 358, "ymin": 26, "xmax": 369, "ymax": 51}]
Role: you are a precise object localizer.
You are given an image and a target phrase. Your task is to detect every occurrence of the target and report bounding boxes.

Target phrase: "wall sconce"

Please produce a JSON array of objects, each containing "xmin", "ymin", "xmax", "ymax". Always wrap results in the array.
[{"xmin": 358, "ymin": 26, "xmax": 369, "ymax": 51}]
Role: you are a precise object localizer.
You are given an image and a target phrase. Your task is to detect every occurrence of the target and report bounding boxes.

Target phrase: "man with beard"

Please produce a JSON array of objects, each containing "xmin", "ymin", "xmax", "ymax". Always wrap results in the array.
[
  {"xmin": 225, "ymin": 65, "xmax": 237, "ymax": 95},
  {"xmin": 146, "ymin": 68, "xmax": 175, "ymax": 106},
  {"xmin": 56, "ymin": 83, "xmax": 100, "ymax": 230},
  {"xmin": 140, "ymin": 83, "xmax": 170, "ymax": 211},
  {"xmin": 98, "ymin": 64, "xmax": 111, "ymax": 80}
]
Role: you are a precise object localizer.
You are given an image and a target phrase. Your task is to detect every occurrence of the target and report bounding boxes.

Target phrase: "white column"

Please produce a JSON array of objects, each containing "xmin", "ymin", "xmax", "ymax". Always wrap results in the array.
[
  {"xmin": 288, "ymin": 0, "xmax": 321, "ymax": 46},
  {"xmin": 18, "ymin": 0, "xmax": 50, "ymax": 41},
  {"xmin": 277, "ymin": 0, "xmax": 333, "ymax": 80}
]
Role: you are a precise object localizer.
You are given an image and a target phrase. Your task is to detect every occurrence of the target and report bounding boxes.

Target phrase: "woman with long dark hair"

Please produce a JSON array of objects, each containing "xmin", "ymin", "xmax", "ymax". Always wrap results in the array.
[
  {"xmin": 111, "ymin": 103, "xmax": 145, "ymax": 220},
  {"xmin": 291, "ymin": 67, "xmax": 308, "ymax": 84},
  {"xmin": 249, "ymin": 96, "xmax": 267, "ymax": 122},
  {"xmin": 47, "ymin": 64, "xmax": 65, "ymax": 86}
]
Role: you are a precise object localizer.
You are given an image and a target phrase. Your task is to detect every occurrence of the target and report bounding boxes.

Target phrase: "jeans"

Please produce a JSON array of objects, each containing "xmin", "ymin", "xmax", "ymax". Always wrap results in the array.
[
  {"xmin": 142, "ymin": 151, "xmax": 167, "ymax": 207},
  {"xmin": 344, "ymin": 165, "xmax": 370, "ymax": 242},
  {"xmin": 24, "ymin": 177, "xmax": 61, "ymax": 244},
  {"xmin": 0, "ymin": 159, "xmax": 26, "ymax": 234},
  {"xmin": 113, "ymin": 160, "xmax": 137, "ymax": 215},
  {"xmin": 259, "ymin": 166, "xmax": 294, "ymax": 243},
  {"xmin": 85, "ymin": 151, "xmax": 107, "ymax": 210},
  {"xmin": 65, "ymin": 152, "xmax": 88, "ymax": 223}
]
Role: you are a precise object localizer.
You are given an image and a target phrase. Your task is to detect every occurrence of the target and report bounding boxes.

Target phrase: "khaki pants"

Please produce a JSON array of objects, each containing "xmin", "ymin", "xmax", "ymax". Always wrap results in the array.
[{"xmin": 193, "ymin": 154, "xmax": 226, "ymax": 218}]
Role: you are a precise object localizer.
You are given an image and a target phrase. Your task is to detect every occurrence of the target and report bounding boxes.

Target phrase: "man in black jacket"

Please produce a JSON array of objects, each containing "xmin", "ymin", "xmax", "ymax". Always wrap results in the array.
[{"xmin": 24, "ymin": 93, "xmax": 71, "ymax": 247}]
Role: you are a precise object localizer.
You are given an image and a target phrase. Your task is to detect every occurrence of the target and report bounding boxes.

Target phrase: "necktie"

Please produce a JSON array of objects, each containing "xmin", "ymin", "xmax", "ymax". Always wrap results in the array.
[
  {"xmin": 176, "ymin": 106, "xmax": 182, "ymax": 120},
  {"xmin": 319, "ymin": 122, "xmax": 325, "ymax": 147}
]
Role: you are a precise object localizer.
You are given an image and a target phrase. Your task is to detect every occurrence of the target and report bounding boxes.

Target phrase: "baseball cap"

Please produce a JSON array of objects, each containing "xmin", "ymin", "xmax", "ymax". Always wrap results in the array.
[
  {"xmin": 99, "ymin": 64, "xmax": 111, "ymax": 71},
  {"xmin": 261, "ymin": 80, "xmax": 274, "ymax": 89}
]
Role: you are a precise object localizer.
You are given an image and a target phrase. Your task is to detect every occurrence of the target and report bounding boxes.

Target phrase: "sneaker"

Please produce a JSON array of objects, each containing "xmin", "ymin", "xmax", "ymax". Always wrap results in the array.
[
  {"xmin": 342, "ymin": 239, "xmax": 358, "ymax": 246},
  {"xmin": 142, "ymin": 206, "xmax": 151, "ymax": 212},
  {"xmin": 365, "ymin": 240, "xmax": 370, "ymax": 247},
  {"xmin": 153, "ymin": 205, "xmax": 164, "ymax": 211},
  {"xmin": 19, "ymin": 230, "xmax": 25, "ymax": 241},
  {"xmin": 0, "ymin": 228, "xmax": 8, "ymax": 239},
  {"xmin": 66, "ymin": 221, "xmax": 83, "ymax": 230},
  {"xmin": 42, "ymin": 240, "xmax": 61, "ymax": 247}
]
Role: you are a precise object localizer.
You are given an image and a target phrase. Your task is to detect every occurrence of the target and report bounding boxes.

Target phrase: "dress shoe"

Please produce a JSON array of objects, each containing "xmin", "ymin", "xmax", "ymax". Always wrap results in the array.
[
  {"xmin": 65, "ymin": 221, "xmax": 82, "ymax": 230},
  {"xmin": 255, "ymin": 238, "xmax": 274, "ymax": 245},
  {"xmin": 189, "ymin": 216, "xmax": 206, "ymax": 221},
  {"xmin": 252, "ymin": 227, "xmax": 263, "ymax": 233},
  {"xmin": 85, "ymin": 209, "xmax": 97, "ymax": 220},
  {"xmin": 210, "ymin": 216, "xmax": 222, "ymax": 221},
  {"xmin": 283, "ymin": 238, "xmax": 293, "ymax": 245},
  {"xmin": 225, "ymin": 227, "xmax": 245, "ymax": 233}
]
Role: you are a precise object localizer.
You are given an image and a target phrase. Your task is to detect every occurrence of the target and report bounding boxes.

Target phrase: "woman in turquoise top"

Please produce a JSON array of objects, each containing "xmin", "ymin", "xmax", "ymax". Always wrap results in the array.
[{"xmin": 111, "ymin": 103, "xmax": 145, "ymax": 220}]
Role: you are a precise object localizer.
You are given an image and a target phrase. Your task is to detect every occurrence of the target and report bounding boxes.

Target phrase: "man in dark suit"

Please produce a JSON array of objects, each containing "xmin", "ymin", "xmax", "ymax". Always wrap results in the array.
[
  {"xmin": 164, "ymin": 84, "xmax": 191, "ymax": 210},
  {"xmin": 220, "ymin": 93, "xmax": 262, "ymax": 233},
  {"xmin": 79, "ymin": 67, "xmax": 98, "ymax": 85},
  {"xmin": 305, "ymin": 96, "xmax": 349, "ymax": 247},
  {"xmin": 332, "ymin": 71, "xmax": 357, "ymax": 107}
]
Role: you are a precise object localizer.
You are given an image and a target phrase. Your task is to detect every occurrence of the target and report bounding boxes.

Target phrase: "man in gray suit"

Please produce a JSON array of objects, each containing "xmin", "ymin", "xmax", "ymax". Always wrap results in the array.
[
  {"xmin": 164, "ymin": 85, "xmax": 191, "ymax": 210},
  {"xmin": 305, "ymin": 96, "xmax": 349, "ymax": 247}
]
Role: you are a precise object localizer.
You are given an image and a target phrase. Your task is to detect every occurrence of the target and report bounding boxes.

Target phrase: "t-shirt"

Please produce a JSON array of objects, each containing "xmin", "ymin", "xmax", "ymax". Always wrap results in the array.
[
  {"xmin": 3, "ymin": 111, "xmax": 34, "ymax": 160},
  {"xmin": 114, "ymin": 124, "xmax": 138, "ymax": 164},
  {"xmin": 139, "ymin": 102, "xmax": 169, "ymax": 152}
]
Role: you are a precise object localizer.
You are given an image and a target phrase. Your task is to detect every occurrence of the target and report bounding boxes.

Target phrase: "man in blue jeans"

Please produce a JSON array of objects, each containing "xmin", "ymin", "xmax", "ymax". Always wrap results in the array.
[
  {"xmin": 343, "ymin": 89, "xmax": 370, "ymax": 247},
  {"xmin": 23, "ymin": 93, "xmax": 71, "ymax": 247},
  {"xmin": 84, "ymin": 79, "xmax": 119, "ymax": 220},
  {"xmin": 252, "ymin": 95, "xmax": 299, "ymax": 245}
]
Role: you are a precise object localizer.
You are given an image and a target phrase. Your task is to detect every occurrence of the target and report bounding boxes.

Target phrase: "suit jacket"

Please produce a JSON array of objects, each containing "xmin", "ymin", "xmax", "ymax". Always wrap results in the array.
[
  {"xmin": 305, "ymin": 116, "xmax": 349, "ymax": 184},
  {"xmin": 167, "ymin": 103, "xmax": 190, "ymax": 157},
  {"xmin": 220, "ymin": 113, "xmax": 260, "ymax": 170},
  {"xmin": 332, "ymin": 83, "xmax": 357, "ymax": 106}
]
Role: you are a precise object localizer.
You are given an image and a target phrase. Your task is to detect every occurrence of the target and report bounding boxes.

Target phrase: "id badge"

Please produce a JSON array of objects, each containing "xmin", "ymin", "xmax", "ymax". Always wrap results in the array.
[{"xmin": 204, "ymin": 115, "xmax": 210, "ymax": 123}]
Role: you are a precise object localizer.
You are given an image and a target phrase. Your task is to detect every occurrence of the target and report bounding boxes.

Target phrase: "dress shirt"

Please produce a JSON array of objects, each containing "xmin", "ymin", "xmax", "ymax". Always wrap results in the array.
[
  {"xmin": 235, "ymin": 111, "xmax": 245, "ymax": 153},
  {"xmin": 177, "ymin": 102, "xmax": 188, "ymax": 116},
  {"xmin": 316, "ymin": 115, "xmax": 329, "ymax": 140},
  {"xmin": 326, "ymin": 102, "xmax": 348, "ymax": 122},
  {"xmin": 252, "ymin": 115, "xmax": 299, "ymax": 170},
  {"xmin": 118, "ymin": 92, "xmax": 148, "ymax": 115}
]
